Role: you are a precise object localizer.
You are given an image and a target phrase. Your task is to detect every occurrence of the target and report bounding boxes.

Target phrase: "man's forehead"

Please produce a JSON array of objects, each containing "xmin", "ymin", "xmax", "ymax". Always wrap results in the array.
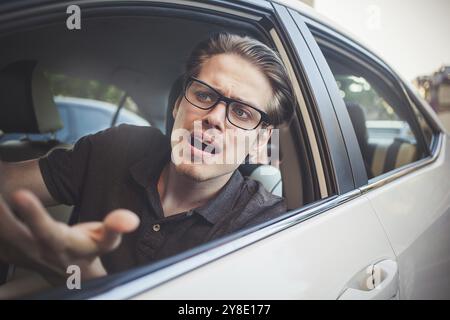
[{"xmin": 196, "ymin": 54, "xmax": 272, "ymax": 110}]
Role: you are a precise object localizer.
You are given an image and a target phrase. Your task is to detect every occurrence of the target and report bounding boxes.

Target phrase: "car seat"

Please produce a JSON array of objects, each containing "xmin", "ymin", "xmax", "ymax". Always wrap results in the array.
[
  {"xmin": 345, "ymin": 102, "xmax": 418, "ymax": 179},
  {"xmin": 0, "ymin": 60, "xmax": 70, "ymax": 160}
]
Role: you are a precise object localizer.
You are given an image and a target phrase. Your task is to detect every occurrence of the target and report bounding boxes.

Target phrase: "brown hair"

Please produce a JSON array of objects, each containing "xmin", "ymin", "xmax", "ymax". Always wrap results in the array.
[{"xmin": 183, "ymin": 33, "xmax": 296, "ymax": 127}]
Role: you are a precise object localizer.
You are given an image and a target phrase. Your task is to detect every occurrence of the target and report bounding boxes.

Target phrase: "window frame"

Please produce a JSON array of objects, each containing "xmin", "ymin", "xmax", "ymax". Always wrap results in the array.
[{"xmin": 302, "ymin": 14, "xmax": 443, "ymax": 188}]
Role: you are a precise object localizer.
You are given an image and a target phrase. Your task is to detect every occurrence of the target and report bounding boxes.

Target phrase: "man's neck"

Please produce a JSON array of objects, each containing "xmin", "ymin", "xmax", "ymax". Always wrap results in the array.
[{"xmin": 157, "ymin": 162, "xmax": 233, "ymax": 218}]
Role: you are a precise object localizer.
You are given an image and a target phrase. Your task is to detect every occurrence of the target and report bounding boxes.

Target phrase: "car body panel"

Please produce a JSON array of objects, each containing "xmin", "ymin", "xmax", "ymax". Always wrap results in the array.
[{"xmin": 364, "ymin": 134, "xmax": 450, "ymax": 299}]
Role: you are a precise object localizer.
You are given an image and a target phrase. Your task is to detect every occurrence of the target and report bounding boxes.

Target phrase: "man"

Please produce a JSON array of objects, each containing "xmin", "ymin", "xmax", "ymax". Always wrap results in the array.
[{"xmin": 0, "ymin": 33, "xmax": 295, "ymax": 284}]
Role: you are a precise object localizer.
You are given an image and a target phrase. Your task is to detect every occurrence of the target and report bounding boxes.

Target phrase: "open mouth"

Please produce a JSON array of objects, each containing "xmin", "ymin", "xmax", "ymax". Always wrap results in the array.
[{"xmin": 189, "ymin": 133, "xmax": 221, "ymax": 155}]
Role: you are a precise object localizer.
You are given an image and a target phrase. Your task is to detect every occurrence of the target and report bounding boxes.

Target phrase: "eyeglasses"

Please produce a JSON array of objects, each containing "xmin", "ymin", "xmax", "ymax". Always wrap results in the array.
[{"xmin": 184, "ymin": 76, "xmax": 271, "ymax": 130}]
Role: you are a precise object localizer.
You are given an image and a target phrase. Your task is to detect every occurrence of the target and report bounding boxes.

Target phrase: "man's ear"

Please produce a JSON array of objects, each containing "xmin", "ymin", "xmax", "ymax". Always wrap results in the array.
[
  {"xmin": 249, "ymin": 126, "xmax": 273, "ymax": 164},
  {"xmin": 255, "ymin": 126, "xmax": 273, "ymax": 149},
  {"xmin": 172, "ymin": 96, "xmax": 182, "ymax": 119}
]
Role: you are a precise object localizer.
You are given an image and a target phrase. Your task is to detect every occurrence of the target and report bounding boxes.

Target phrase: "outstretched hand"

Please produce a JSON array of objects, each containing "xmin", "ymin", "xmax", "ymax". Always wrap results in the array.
[{"xmin": 0, "ymin": 189, "xmax": 140, "ymax": 285}]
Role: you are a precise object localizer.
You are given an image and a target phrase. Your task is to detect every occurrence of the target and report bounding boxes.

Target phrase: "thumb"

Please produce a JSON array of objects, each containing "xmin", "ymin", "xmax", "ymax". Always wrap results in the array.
[{"xmin": 96, "ymin": 209, "xmax": 140, "ymax": 253}]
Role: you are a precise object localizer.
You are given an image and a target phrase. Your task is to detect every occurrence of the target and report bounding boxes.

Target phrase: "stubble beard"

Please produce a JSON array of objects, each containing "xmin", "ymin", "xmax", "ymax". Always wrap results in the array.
[{"xmin": 172, "ymin": 161, "xmax": 236, "ymax": 183}]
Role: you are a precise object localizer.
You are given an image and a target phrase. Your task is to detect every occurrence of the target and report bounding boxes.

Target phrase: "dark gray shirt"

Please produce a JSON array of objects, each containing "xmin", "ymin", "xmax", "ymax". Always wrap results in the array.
[{"xmin": 39, "ymin": 124, "xmax": 286, "ymax": 274}]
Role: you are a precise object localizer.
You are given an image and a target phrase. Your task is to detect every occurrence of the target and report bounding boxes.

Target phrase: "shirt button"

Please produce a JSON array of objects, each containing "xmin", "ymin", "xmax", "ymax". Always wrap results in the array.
[{"xmin": 152, "ymin": 224, "xmax": 161, "ymax": 232}]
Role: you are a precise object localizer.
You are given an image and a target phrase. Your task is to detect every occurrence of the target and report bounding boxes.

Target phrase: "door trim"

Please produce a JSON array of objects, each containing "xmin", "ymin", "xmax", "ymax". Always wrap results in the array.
[{"xmin": 360, "ymin": 132, "xmax": 445, "ymax": 193}]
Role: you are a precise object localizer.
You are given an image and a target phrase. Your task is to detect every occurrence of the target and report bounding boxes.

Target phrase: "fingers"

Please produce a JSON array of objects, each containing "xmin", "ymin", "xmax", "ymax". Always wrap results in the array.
[
  {"xmin": 0, "ymin": 193, "xmax": 34, "ymax": 254},
  {"xmin": 68, "ymin": 209, "xmax": 139, "ymax": 256},
  {"xmin": 9, "ymin": 189, "xmax": 63, "ymax": 251},
  {"xmin": 0, "ymin": 193, "xmax": 58, "ymax": 277},
  {"xmin": 104, "ymin": 209, "xmax": 140, "ymax": 233},
  {"xmin": 2, "ymin": 190, "xmax": 140, "ymax": 269},
  {"xmin": 96, "ymin": 209, "xmax": 140, "ymax": 254}
]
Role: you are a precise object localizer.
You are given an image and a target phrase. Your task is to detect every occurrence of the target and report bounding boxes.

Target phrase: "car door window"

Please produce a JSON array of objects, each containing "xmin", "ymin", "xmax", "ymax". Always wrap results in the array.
[{"xmin": 318, "ymin": 47, "xmax": 428, "ymax": 179}]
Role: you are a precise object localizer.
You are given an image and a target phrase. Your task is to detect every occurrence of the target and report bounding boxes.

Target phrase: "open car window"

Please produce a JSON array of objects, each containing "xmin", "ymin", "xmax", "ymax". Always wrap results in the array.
[{"xmin": 0, "ymin": 1, "xmax": 327, "ymax": 299}]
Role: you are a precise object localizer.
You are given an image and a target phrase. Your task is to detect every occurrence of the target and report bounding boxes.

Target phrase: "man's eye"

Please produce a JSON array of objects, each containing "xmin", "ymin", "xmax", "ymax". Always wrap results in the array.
[
  {"xmin": 195, "ymin": 91, "xmax": 213, "ymax": 102},
  {"xmin": 232, "ymin": 105, "xmax": 252, "ymax": 120}
]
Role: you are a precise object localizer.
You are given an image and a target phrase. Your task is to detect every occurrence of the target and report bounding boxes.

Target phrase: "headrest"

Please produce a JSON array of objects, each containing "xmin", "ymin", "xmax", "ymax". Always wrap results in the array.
[
  {"xmin": 0, "ymin": 60, "xmax": 63, "ymax": 134},
  {"xmin": 165, "ymin": 75, "xmax": 184, "ymax": 136}
]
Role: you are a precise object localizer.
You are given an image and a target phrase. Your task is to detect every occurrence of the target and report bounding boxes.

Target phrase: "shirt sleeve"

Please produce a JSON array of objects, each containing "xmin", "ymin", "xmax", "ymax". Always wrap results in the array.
[
  {"xmin": 38, "ymin": 125, "xmax": 131, "ymax": 206},
  {"xmin": 38, "ymin": 134, "xmax": 94, "ymax": 206}
]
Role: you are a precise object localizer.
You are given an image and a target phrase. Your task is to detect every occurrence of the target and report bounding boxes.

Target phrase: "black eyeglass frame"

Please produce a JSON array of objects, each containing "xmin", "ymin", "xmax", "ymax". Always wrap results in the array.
[{"xmin": 183, "ymin": 76, "xmax": 271, "ymax": 130}]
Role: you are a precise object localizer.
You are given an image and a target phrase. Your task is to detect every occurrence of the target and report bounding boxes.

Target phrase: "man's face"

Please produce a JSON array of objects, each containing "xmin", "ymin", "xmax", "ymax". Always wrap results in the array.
[{"xmin": 170, "ymin": 53, "xmax": 274, "ymax": 182}]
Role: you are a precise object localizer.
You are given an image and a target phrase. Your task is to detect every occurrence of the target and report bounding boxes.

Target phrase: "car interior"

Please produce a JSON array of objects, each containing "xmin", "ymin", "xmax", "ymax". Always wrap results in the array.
[
  {"xmin": 319, "ymin": 46, "xmax": 425, "ymax": 179},
  {"xmin": 0, "ymin": 60, "xmax": 70, "ymax": 161},
  {"xmin": 0, "ymin": 7, "xmax": 320, "ymax": 298}
]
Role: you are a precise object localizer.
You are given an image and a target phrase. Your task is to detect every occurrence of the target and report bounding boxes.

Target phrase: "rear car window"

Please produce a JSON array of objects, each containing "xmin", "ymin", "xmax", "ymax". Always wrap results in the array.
[{"xmin": 318, "ymin": 46, "xmax": 428, "ymax": 179}]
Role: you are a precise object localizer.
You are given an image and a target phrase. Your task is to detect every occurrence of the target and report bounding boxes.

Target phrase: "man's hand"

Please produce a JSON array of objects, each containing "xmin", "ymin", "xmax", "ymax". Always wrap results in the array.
[{"xmin": 0, "ymin": 189, "xmax": 140, "ymax": 285}]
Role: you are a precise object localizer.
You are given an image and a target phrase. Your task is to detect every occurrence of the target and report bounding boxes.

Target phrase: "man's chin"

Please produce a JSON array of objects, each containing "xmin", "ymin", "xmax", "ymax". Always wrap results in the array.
[{"xmin": 173, "ymin": 162, "xmax": 235, "ymax": 182}]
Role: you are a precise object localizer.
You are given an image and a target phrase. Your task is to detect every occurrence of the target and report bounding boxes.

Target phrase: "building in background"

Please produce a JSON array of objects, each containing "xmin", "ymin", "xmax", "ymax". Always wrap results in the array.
[{"xmin": 413, "ymin": 66, "xmax": 450, "ymax": 112}]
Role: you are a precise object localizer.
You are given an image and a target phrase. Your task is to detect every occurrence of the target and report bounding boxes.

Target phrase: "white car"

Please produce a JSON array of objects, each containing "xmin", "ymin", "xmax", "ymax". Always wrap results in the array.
[{"xmin": 0, "ymin": 0, "xmax": 448, "ymax": 300}]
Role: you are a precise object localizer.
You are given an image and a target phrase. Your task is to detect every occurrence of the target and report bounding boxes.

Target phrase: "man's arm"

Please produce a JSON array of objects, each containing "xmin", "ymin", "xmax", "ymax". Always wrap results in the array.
[
  {"xmin": 0, "ymin": 159, "xmax": 57, "ymax": 206},
  {"xmin": 0, "ymin": 189, "xmax": 139, "ymax": 284}
]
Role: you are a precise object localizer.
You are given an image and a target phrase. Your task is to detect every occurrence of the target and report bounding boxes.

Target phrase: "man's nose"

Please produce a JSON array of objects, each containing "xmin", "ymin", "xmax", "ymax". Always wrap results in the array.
[{"xmin": 203, "ymin": 101, "xmax": 227, "ymax": 131}]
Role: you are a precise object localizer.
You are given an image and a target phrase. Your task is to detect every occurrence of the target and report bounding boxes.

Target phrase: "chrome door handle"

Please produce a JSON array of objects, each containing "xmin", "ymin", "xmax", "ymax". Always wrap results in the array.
[{"xmin": 338, "ymin": 259, "xmax": 399, "ymax": 300}]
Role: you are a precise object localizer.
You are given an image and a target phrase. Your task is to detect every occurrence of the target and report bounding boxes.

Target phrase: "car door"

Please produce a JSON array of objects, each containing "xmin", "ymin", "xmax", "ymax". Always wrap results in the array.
[
  {"xmin": 366, "ymin": 125, "xmax": 450, "ymax": 300},
  {"xmin": 295, "ymin": 5, "xmax": 450, "ymax": 299},
  {"xmin": 49, "ymin": 0, "xmax": 397, "ymax": 300}
]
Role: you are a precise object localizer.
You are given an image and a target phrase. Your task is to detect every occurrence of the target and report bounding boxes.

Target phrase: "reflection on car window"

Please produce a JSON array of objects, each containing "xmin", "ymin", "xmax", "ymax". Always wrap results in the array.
[
  {"xmin": 47, "ymin": 73, "xmax": 139, "ymax": 114},
  {"xmin": 336, "ymin": 75, "xmax": 416, "ymax": 146},
  {"xmin": 54, "ymin": 96, "xmax": 149, "ymax": 144},
  {"xmin": 0, "ymin": 73, "xmax": 150, "ymax": 145},
  {"xmin": 320, "ymin": 49, "xmax": 426, "ymax": 179}
]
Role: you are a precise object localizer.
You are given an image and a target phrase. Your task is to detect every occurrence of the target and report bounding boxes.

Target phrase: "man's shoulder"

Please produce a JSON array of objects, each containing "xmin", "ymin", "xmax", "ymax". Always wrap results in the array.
[
  {"xmin": 71, "ymin": 124, "xmax": 170, "ymax": 177},
  {"xmin": 89, "ymin": 124, "xmax": 165, "ymax": 144},
  {"xmin": 243, "ymin": 178, "xmax": 283, "ymax": 205},
  {"xmin": 234, "ymin": 177, "xmax": 287, "ymax": 227}
]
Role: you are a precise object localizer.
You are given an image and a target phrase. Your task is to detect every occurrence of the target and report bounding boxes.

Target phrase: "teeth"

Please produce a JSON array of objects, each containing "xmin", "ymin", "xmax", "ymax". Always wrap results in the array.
[
  {"xmin": 194, "ymin": 138, "xmax": 203, "ymax": 150},
  {"xmin": 202, "ymin": 142, "xmax": 216, "ymax": 154},
  {"xmin": 190, "ymin": 134, "xmax": 218, "ymax": 155}
]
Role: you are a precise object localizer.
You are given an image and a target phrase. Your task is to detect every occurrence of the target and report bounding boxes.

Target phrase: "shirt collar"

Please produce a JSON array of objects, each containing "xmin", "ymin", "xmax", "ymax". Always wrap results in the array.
[
  {"xmin": 129, "ymin": 135, "xmax": 245, "ymax": 225},
  {"xmin": 194, "ymin": 170, "xmax": 244, "ymax": 225}
]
